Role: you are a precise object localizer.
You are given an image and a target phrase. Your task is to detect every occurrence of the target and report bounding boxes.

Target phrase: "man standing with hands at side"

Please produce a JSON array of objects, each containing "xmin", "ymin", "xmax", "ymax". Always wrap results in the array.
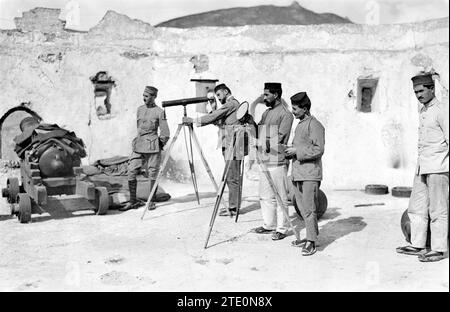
[
  {"xmin": 396, "ymin": 72, "xmax": 449, "ymax": 262},
  {"xmin": 285, "ymin": 92, "xmax": 325, "ymax": 256},
  {"xmin": 120, "ymin": 86, "xmax": 170, "ymax": 211},
  {"xmin": 252, "ymin": 82, "xmax": 294, "ymax": 241}
]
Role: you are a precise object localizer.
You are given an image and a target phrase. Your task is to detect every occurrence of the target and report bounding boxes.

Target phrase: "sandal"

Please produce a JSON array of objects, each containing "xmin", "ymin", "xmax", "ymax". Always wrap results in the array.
[
  {"xmin": 302, "ymin": 241, "xmax": 317, "ymax": 256},
  {"xmin": 271, "ymin": 232, "xmax": 287, "ymax": 241},
  {"xmin": 418, "ymin": 251, "xmax": 445, "ymax": 262},
  {"xmin": 251, "ymin": 226, "xmax": 274, "ymax": 234},
  {"xmin": 291, "ymin": 239, "xmax": 307, "ymax": 248},
  {"xmin": 396, "ymin": 246, "xmax": 425, "ymax": 256}
]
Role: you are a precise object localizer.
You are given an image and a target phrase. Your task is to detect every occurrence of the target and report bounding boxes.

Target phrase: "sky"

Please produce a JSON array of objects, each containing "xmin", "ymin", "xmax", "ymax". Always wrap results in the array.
[{"xmin": 0, "ymin": 0, "xmax": 448, "ymax": 30}]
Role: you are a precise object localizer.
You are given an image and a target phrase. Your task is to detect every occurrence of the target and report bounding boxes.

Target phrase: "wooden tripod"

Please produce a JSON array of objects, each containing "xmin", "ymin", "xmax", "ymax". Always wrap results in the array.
[
  {"xmin": 204, "ymin": 125, "xmax": 301, "ymax": 248},
  {"xmin": 140, "ymin": 107, "xmax": 219, "ymax": 220}
]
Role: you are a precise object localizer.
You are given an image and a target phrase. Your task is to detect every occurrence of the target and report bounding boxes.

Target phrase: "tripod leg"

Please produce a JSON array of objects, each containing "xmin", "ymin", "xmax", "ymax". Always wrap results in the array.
[
  {"xmin": 190, "ymin": 125, "xmax": 228, "ymax": 211},
  {"xmin": 190, "ymin": 125, "xmax": 219, "ymax": 191},
  {"xmin": 255, "ymin": 151, "xmax": 301, "ymax": 242},
  {"xmin": 141, "ymin": 124, "xmax": 182, "ymax": 220},
  {"xmin": 235, "ymin": 156, "xmax": 245, "ymax": 223},
  {"xmin": 204, "ymin": 159, "xmax": 235, "ymax": 249},
  {"xmin": 184, "ymin": 125, "xmax": 200, "ymax": 204},
  {"xmin": 187, "ymin": 125, "xmax": 201, "ymax": 204},
  {"xmin": 204, "ymin": 141, "xmax": 238, "ymax": 249}
]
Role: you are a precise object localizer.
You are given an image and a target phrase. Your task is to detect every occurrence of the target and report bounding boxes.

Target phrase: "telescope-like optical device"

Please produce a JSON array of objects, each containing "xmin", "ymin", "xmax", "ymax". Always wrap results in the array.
[{"xmin": 162, "ymin": 96, "xmax": 210, "ymax": 107}]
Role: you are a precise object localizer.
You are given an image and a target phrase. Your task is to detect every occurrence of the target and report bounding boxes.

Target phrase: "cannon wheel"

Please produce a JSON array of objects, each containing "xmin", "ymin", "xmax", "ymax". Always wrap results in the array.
[
  {"xmin": 6, "ymin": 177, "xmax": 20, "ymax": 204},
  {"xmin": 392, "ymin": 186, "xmax": 412, "ymax": 198},
  {"xmin": 93, "ymin": 187, "xmax": 109, "ymax": 215},
  {"xmin": 293, "ymin": 189, "xmax": 328, "ymax": 220},
  {"xmin": 365, "ymin": 184, "xmax": 389, "ymax": 195},
  {"xmin": 17, "ymin": 193, "xmax": 32, "ymax": 223}
]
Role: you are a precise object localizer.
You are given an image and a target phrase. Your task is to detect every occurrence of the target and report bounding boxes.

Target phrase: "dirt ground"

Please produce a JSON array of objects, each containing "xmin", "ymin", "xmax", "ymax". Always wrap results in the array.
[{"xmin": 0, "ymin": 169, "xmax": 448, "ymax": 292}]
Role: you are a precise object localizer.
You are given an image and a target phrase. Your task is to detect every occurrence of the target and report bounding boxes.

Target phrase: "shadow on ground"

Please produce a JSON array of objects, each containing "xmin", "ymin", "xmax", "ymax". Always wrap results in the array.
[
  {"xmin": 152, "ymin": 192, "xmax": 217, "ymax": 208},
  {"xmin": 288, "ymin": 207, "xmax": 366, "ymax": 251},
  {"xmin": 0, "ymin": 215, "xmax": 14, "ymax": 222},
  {"xmin": 289, "ymin": 206, "xmax": 342, "ymax": 237},
  {"xmin": 27, "ymin": 210, "xmax": 102, "ymax": 223},
  {"xmin": 317, "ymin": 216, "xmax": 367, "ymax": 251}
]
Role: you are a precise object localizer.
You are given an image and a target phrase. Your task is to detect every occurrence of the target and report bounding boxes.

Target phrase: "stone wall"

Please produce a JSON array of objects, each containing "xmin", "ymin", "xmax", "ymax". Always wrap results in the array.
[
  {"xmin": 14, "ymin": 7, "xmax": 66, "ymax": 34},
  {"xmin": 0, "ymin": 9, "xmax": 448, "ymax": 189}
]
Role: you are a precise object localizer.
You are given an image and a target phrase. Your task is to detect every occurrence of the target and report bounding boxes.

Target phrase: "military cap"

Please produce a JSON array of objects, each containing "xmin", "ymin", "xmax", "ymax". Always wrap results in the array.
[
  {"xmin": 144, "ymin": 86, "xmax": 158, "ymax": 95},
  {"xmin": 214, "ymin": 83, "xmax": 229, "ymax": 93},
  {"xmin": 290, "ymin": 92, "xmax": 311, "ymax": 107},
  {"xmin": 264, "ymin": 82, "xmax": 282, "ymax": 90},
  {"xmin": 411, "ymin": 73, "xmax": 434, "ymax": 87}
]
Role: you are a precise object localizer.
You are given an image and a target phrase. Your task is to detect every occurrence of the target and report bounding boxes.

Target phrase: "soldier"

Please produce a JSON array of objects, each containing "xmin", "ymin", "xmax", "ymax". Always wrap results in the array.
[
  {"xmin": 183, "ymin": 83, "xmax": 243, "ymax": 216},
  {"xmin": 285, "ymin": 92, "xmax": 325, "ymax": 256},
  {"xmin": 396, "ymin": 72, "xmax": 449, "ymax": 262},
  {"xmin": 120, "ymin": 86, "xmax": 170, "ymax": 211},
  {"xmin": 252, "ymin": 82, "xmax": 294, "ymax": 241}
]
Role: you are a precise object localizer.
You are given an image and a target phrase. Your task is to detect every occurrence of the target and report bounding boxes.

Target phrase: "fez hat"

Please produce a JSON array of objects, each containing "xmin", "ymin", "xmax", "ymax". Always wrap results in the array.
[
  {"xmin": 411, "ymin": 73, "xmax": 434, "ymax": 87},
  {"xmin": 290, "ymin": 92, "xmax": 311, "ymax": 107},
  {"xmin": 144, "ymin": 86, "xmax": 158, "ymax": 95},
  {"xmin": 214, "ymin": 83, "xmax": 229, "ymax": 93},
  {"xmin": 264, "ymin": 82, "xmax": 282, "ymax": 91}
]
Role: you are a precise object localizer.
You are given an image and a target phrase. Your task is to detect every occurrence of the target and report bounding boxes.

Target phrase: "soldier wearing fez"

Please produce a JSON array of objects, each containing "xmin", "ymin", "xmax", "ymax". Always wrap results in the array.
[
  {"xmin": 285, "ymin": 92, "xmax": 325, "ymax": 256},
  {"xmin": 396, "ymin": 72, "xmax": 449, "ymax": 262},
  {"xmin": 120, "ymin": 86, "xmax": 170, "ymax": 211},
  {"xmin": 252, "ymin": 82, "xmax": 294, "ymax": 241},
  {"xmin": 183, "ymin": 83, "xmax": 243, "ymax": 216}
]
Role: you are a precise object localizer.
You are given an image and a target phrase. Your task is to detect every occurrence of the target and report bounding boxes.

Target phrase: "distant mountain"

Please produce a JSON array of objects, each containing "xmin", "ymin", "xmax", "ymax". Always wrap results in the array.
[{"xmin": 156, "ymin": 2, "xmax": 352, "ymax": 28}]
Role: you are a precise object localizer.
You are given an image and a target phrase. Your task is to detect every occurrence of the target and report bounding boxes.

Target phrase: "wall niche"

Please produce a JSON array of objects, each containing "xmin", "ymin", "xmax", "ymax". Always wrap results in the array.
[
  {"xmin": 90, "ymin": 71, "xmax": 116, "ymax": 119},
  {"xmin": 356, "ymin": 77, "xmax": 378, "ymax": 113}
]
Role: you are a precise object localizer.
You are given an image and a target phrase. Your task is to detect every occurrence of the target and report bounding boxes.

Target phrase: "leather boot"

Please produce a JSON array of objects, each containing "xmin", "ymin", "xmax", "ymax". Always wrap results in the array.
[
  {"xmin": 147, "ymin": 180, "xmax": 157, "ymax": 210},
  {"xmin": 119, "ymin": 180, "xmax": 140, "ymax": 211}
]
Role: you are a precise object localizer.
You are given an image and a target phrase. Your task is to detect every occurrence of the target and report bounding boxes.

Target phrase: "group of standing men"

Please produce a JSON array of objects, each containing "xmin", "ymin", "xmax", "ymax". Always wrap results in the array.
[
  {"xmin": 120, "ymin": 82, "xmax": 325, "ymax": 256},
  {"xmin": 186, "ymin": 82, "xmax": 325, "ymax": 256},
  {"xmin": 119, "ymin": 71, "xmax": 448, "ymax": 261}
]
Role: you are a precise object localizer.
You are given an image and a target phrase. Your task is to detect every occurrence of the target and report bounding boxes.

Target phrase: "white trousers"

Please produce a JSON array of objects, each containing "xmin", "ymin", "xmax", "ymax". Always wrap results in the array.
[
  {"xmin": 258, "ymin": 165, "xmax": 290, "ymax": 234},
  {"xmin": 408, "ymin": 173, "xmax": 449, "ymax": 252}
]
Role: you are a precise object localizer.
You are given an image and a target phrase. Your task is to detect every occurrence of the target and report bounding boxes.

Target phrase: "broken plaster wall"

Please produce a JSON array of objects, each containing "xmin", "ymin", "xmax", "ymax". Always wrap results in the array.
[{"xmin": 0, "ymin": 10, "xmax": 448, "ymax": 189}]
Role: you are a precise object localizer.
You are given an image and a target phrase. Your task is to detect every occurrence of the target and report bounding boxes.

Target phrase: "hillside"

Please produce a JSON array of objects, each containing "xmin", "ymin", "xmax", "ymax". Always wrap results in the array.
[{"xmin": 156, "ymin": 2, "xmax": 352, "ymax": 28}]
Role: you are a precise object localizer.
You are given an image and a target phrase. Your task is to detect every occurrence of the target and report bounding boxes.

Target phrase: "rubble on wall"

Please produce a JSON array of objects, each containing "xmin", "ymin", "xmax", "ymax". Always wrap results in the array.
[
  {"xmin": 37, "ymin": 52, "xmax": 63, "ymax": 63},
  {"xmin": 120, "ymin": 51, "xmax": 150, "ymax": 59},
  {"xmin": 190, "ymin": 54, "xmax": 209, "ymax": 73},
  {"xmin": 14, "ymin": 7, "xmax": 65, "ymax": 34},
  {"xmin": 410, "ymin": 53, "xmax": 434, "ymax": 69},
  {"xmin": 87, "ymin": 10, "xmax": 155, "ymax": 39}
]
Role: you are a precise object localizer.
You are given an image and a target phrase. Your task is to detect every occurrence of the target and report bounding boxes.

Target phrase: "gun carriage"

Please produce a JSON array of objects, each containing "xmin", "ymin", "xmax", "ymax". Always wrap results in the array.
[{"xmin": 2, "ymin": 117, "xmax": 109, "ymax": 223}]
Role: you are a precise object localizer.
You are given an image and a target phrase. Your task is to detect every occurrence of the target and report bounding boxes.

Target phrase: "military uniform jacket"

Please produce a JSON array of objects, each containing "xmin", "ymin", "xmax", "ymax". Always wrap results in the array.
[
  {"xmin": 258, "ymin": 101, "xmax": 294, "ymax": 166},
  {"xmin": 198, "ymin": 95, "xmax": 241, "ymax": 150},
  {"xmin": 291, "ymin": 114, "xmax": 325, "ymax": 181},
  {"xmin": 132, "ymin": 104, "xmax": 170, "ymax": 154},
  {"xmin": 415, "ymin": 97, "xmax": 449, "ymax": 175}
]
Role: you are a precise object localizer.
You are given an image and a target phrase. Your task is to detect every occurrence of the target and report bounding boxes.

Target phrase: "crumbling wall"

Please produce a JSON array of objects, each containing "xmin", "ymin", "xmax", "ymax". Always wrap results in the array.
[
  {"xmin": 14, "ymin": 7, "xmax": 66, "ymax": 34},
  {"xmin": 0, "ymin": 10, "xmax": 448, "ymax": 189}
]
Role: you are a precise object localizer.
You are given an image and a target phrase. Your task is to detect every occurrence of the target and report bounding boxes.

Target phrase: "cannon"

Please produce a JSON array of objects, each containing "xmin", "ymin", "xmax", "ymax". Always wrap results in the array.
[{"xmin": 2, "ymin": 117, "xmax": 109, "ymax": 223}]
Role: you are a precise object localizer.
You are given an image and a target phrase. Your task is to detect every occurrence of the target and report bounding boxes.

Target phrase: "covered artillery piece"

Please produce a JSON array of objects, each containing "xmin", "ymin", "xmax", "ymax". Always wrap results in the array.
[{"xmin": 2, "ymin": 117, "xmax": 109, "ymax": 223}]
